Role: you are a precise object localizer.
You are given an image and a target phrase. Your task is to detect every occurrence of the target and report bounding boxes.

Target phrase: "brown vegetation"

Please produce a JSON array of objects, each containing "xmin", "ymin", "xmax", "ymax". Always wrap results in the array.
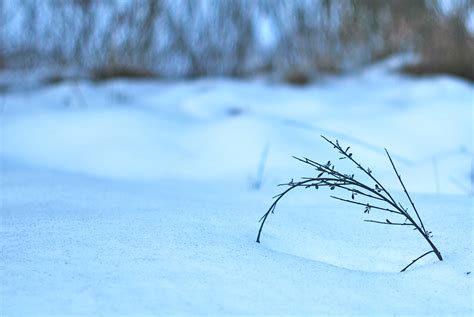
[{"xmin": 1, "ymin": 0, "xmax": 472, "ymax": 81}]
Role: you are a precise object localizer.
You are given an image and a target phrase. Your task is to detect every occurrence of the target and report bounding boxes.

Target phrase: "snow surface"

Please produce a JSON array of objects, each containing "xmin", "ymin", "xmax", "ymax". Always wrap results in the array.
[{"xmin": 1, "ymin": 60, "xmax": 473, "ymax": 315}]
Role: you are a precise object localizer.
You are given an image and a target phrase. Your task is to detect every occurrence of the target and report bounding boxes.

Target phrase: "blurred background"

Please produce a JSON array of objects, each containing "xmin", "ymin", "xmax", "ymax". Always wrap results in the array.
[
  {"xmin": 1, "ymin": 0, "xmax": 473, "ymax": 83},
  {"xmin": 0, "ymin": 0, "xmax": 473, "ymax": 196}
]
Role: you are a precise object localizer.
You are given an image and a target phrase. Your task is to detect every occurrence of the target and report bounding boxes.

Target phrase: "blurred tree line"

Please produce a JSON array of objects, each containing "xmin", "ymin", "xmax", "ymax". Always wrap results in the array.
[{"xmin": 0, "ymin": 0, "xmax": 473, "ymax": 82}]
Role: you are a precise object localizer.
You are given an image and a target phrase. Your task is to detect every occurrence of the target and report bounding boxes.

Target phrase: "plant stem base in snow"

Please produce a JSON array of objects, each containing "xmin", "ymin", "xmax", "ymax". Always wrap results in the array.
[{"xmin": 257, "ymin": 135, "xmax": 443, "ymax": 272}]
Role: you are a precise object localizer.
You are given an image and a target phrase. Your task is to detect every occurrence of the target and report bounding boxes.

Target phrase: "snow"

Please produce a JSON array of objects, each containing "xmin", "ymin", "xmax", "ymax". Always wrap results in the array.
[{"xmin": 1, "ymin": 59, "xmax": 473, "ymax": 315}]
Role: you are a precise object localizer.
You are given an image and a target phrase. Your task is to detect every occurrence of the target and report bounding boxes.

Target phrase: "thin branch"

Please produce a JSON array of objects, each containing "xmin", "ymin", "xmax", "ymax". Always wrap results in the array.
[
  {"xmin": 321, "ymin": 135, "xmax": 399, "ymax": 206},
  {"xmin": 400, "ymin": 250, "xmax": 434, "ymax": 272},
  {"xmin": 280, "ymin": 177, "xmax": 348, "ymax": 186},
  {"xmin": 295, "ymin": 156, "xmax": 393, "ymax": 205},
  {"xmin": 330, "ymin": 196, "xmax": 402, "ymax": 215},
  {"xmin": 256, "ymin": 178, "xmax": 316, "ymax": 243},
  {"xmin": 257, "ymin": 136, "xmax": 443, "ymax": 271},
  {"xmin": 364, "ymin": 220, "xmax": 414, "ymax": 226},
  {"xmin": 385, "ymin": 148, "xmax": 426, "ymax": 234},
  {"xmin": 336, "ymin": 185, "xmax": 386, "ymax": 202}
]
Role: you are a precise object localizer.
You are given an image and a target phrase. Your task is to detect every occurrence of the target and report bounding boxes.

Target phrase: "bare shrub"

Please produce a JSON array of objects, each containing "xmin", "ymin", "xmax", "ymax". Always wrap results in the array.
[
  {"xmin": 403, "ymin": 4, "xmax": 474, "ymax": 81},
  {"xmin": 1, "ymin": 0, "xmax": 472, "ymax": 81},
  {"xmin": 91, "ymin": 66, "xmax": 157, "ymax": 81},
  {"xmin": 257, "ymin": 136, "xmax": 443, "ymax": 272},
  {"xmin": 284, "ymin": 70, "xmax": 312, "ymax": 85}
]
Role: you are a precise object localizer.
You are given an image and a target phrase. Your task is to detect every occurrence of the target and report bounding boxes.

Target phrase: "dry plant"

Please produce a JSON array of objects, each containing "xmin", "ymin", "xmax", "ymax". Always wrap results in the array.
[
  {"xmin": 257, "ymin": 136, "xmax": 443, "ymax": 272},
  {"xmin": 5, "ymin": 1, "xmax": 471, "ymax": 81}
]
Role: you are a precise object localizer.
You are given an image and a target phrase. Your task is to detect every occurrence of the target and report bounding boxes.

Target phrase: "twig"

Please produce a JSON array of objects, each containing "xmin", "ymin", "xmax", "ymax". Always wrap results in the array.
[
  {"xmin": 385, "ymin": 148, "xmax": 426, "ymax": 234},
  {"xmin": 400, "ymin": 250, "xmax": 434, "ymax": 272},
  {"xmin": 330, "ymin": 196, "xmax": 402, "ymax": 215},
  {"xmin": 256, "ymin": 178, "xmax": 316, "ymax": 243},
  {"xmin": 321, "ymin": 135, "xmax": 399, "ymax": 206},
  {"xmin": 364, "ymin": 220, "xmax": 414, "ymax": 226},
  {"xmin": 257, "ymin": 135, "xmax": 443, "ymax": 272},
  {"xmin": 251, "ymin": 143, "xmax": 270, "ymax": 190}
]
